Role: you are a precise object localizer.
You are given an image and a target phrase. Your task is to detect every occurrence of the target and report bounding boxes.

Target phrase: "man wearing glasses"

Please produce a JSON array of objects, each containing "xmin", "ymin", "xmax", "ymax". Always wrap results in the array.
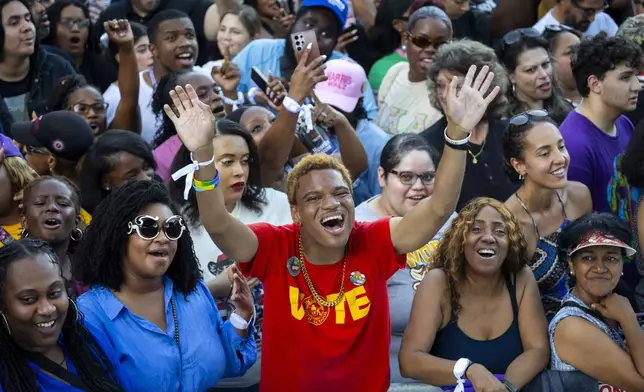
[{"xmin": 533, "ymin": 0, "xmax": 618, "ymax": 37}]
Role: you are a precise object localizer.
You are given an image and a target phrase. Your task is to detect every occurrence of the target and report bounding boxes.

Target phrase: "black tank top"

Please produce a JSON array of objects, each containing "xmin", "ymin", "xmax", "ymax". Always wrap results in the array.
[{"xmin": 429, "ymin": 274, "xmax": 524, "ymax": 374}]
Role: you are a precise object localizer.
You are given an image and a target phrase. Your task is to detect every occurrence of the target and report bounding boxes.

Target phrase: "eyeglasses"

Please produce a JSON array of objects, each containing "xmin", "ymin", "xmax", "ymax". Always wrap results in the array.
[
  {"xmin": 127, "ymin": 215, "xmax": 186, "ymax": 241},
  {"xmin": 25, "ymin": 145, "xmax": 51, "ymax": 155},
  {"xmin": 502, "ymin": 28, "xmax": 542, "ymax": 48},
  {"xmin": 69, "ymin": 102, "xmax": 109, "ymax": 115},
  {"xmin": 404, "ymin": 32, "xmax": 447, "ymax": 50},
  {"xmin": 59, "ymin": 18, "xmax": 90, "ymax": 29},
  {"xmin": 390, "ymin": 169, "xmax": 436, "ymax": 185},
  {"xmin": 509, "ymin": 109, "xmax": 549, "ymax": 127},
  {"xmin": 542, "ymin": 24, "xmax": 580, "ymax": 41},
  {"xmin": 570, "ymin": 0, "xmax": 608, "ymax": 18}
]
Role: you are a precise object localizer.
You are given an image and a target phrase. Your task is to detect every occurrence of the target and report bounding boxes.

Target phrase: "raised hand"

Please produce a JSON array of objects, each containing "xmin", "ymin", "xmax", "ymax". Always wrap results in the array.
[
  {"xmin": 228, "ymin": 263, "xmax": 254, "ymax": 321},
  {"xmin": 289, "ymin": 44, "xmax": 328, "ymax": 104},
  {"xmin": 444, "ymin": 65, "xmax": 500, "ymax": 132},
  {"xmin": 311, "ymin": 92, "xmax": 345, "ymax": 128},
  {"xmin": 211, "ymin": 48, "xmax": 241, "ymax": 94},
  {"xmin": 255, "ymin": 72, "xmax": 287, "ymax": 110},
  {"xmin": 335, "ymin": 28, "xmax": 359, "ymax": 53},
  {"xmin": 104, "ymin": 19, "xmax": 133, "ymax": 47},
  {"xmin": 279, "ymin": 9, "xmax": 295, "ymax": 30},
  {"xmin": 163, "ymin": 85, "xmax": 214, "ymax": 153}
]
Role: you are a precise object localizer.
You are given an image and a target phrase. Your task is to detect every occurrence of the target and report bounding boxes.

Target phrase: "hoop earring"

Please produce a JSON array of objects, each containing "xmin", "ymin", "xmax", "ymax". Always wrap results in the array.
[
  {"xmin": 512, "ymin": 83, "xmax": 516, "ymax": 95},
  {"xmin": 518, "ymin": 174, "xmax": 524, "ymax": 180},
  {"xmin": 0, "ymin": 312, "xmax": 11, "ymax": 336},
  {"xmin": 68, "ymin": 298, "xmax": 79, "ymax": 322},
  {"xmin": 20, "ymin": 229, "xmax": 29, "ymax": 239},
  {"xmin": 70, "ymin": 228, "xmax": 83, "ymax": 242}
]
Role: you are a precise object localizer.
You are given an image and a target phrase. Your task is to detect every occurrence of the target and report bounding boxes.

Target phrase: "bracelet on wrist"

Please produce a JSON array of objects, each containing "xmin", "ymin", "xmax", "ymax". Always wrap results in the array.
[
  {"xmin": 502, "ymin": 379, "xmax": 518, "ymax": 392},
  {"xmin": 444, "ymin": 126, "xmax": 471, "ymax": 150},
  {"xmin": 193, "ymin": 171, "xmax": 220, "ymax": 192},
  {"xmin": 171, "ymin": 153, "xmax": 216, "ymax": 200}
]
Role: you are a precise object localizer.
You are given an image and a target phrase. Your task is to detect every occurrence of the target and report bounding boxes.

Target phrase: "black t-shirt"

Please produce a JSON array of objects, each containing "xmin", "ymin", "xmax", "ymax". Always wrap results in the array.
[
  {"xmin": 93, "ymin": 0, "xmax": 214, "ymax": 65},
  {"xmin": 0, "ymin": 76, "xmax": 30, "ymax": 122},
  {"xmin": 452, "ymin": 9, "xmax": 492, "ymax": 47},
  {"xmin": 420, "ymin": 117, "xmax": 519, "ymax": 211}
]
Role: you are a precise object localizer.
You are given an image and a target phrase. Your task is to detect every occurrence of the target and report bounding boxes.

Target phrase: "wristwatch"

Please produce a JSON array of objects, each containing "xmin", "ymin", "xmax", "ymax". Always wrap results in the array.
[{"xmin": 453, "ymin": 358, "xmax": 473, "ymax": 382}]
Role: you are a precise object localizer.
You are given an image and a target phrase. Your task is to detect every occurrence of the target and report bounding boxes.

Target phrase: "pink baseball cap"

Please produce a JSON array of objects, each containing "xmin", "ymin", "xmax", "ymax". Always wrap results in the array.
[{"xmin": 313, "ymin": 59, "xmax": 366, "ymax": 113}]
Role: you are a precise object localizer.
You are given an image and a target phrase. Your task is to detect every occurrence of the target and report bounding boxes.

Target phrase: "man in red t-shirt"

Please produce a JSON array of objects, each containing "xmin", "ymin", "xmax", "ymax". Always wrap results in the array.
[{"xmin": 165, "ymin": 63, "xmax": 500, "ymax": 391}]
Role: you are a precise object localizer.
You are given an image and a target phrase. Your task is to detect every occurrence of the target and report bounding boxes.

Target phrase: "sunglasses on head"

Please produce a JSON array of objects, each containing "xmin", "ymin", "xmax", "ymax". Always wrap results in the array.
[
  {"xmin": 404, "ymin": 32, "xmax": 447, "ymax": 50},
  {"xmin": 127, "ymin": 215, "xmax": 186, "ymax": 241},
  {"xmin": 502, "ymin": 28, "xmax": 541, "ymax": 49},
  {"xmin": 509, "ymin": 109, "xmax": 549, "ymax": 127}
]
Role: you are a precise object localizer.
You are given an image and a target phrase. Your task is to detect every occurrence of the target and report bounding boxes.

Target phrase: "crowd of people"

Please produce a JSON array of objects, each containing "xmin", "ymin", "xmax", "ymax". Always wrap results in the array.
[{"xmin": 1, "ymin": 0, "xmax": 644, "ymax": 391}]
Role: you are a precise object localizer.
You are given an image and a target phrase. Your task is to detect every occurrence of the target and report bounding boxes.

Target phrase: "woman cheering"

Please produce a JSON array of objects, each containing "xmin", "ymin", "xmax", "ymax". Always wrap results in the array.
[{"xmin": 165, "ymin": 63, "xmax": 500, "ymax": 392}]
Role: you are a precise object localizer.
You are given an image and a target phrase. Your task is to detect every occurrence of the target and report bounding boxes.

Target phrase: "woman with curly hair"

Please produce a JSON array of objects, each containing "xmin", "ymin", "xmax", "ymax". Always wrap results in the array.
[
  {"xmin": 0, "ymin": 239, "xmax": 129, "ymax": 391},
  {"xmin": 399, "ymin": 197, "xmax": 549, "ymax": 391},
  {"xmin": 0, "ymin": 136, "xmax": 35, "ymax": 248},
  {"xmin": 548, "ymin": 213, "xmax": 644, "ymax": 391},
  {"xmin": 73, "ymin": 180, "xmax": 256, "ymax": 391},
  {"xmin": 503, "ymin": 110, "xmax": 592, "ymax": 319},
  {"xmin": 421, "ymin": 39, "xmax": 519, "ymax": 210}
]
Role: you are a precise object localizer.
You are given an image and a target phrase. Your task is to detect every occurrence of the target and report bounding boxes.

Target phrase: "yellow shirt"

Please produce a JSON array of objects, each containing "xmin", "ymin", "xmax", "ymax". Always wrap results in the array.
[
  {"xmin": 80, "ymin": 208, "xmax": 92, "ymax": 226},
  {"xmin": 0, "ymin": 223, "xmax": 22, "ymax": 248}
]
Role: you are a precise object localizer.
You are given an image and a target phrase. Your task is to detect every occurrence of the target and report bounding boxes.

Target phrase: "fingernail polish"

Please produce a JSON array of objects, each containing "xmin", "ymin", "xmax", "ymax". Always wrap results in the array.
[{"xmin": 306, "ymin": 42, "xmax": 312, "ymax": 49}]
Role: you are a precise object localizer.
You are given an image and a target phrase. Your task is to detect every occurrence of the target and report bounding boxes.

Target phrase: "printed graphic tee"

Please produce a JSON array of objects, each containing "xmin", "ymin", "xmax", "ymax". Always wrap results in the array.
[{"xmin": 239, "ymin": 218, "xmax": 406, "ymax": 392}]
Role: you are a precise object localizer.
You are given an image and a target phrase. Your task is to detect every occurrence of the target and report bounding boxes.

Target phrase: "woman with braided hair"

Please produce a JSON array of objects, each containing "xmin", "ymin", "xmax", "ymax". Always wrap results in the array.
[{"xmin": 0, "ymin": 239, "xmax": 129, "ymax": 391}]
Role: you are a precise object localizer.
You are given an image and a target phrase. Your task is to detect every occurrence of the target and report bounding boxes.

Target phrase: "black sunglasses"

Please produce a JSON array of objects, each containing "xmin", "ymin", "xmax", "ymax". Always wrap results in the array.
[
  {"xmin": 502, "ymin": 28, "xmax": 542, "ymax": 48},
  {"xmin": 404, "ymin": 32, "xmax": 448, "ymax": 50},
  {"xmin": 509, "ymin": 109, "xmax": 549, "ymax": 127},
  {"xmin": 127, "ymin": 215, "xmax": 186, "ymax": 241},
  {"xmin": 542, "ymin": 24, "xmax": 580, "ymax": 41}
]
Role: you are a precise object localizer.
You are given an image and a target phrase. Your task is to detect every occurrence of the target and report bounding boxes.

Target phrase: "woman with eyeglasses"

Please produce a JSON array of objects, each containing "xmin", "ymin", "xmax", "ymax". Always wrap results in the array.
[
  {"xmin": 46, "ymin": 19, "xmax": 141, "ymax": 135},
  {"xmin": 0, "ymin": 239, "xmax": 131, "ymax": 392},
  {"xmin": 503, "ymin": 110, "xmax": 592, "ymax": 320},
  {"xmin": 354, "ymin": 133, "xmax": 456, "ymax": 387},
  {"xmin": 367, "ymin": 0, "xmax": 415, "ymax": 93},
  {"xmin": 20, "ymin": 176, "xmax": 89, "ymax": 297},
  {"xmin": 497, "ymin": 28, "xmax": 573, "ymax": 125},
  {"xmin": 73, "ymin": 180, "xmax": 257, "ymax": 391},
  {"xmin": 376, "ymin": 6, "xmax": 450, "ymax": 135},
  {"xmin": 542, "ymin": 25, "xmax": 582, "ymax": 106}
]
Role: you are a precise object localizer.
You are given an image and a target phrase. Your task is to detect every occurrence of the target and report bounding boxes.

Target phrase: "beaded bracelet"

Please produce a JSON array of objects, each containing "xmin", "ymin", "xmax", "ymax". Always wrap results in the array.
[{"xmin": 193, "ymin": 171, "xmax": 220, "ymax": 192}]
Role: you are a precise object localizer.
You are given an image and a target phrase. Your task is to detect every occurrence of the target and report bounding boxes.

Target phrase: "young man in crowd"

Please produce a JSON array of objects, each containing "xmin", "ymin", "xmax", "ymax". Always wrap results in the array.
[
  {"xmin": 92, "ymin": 0, "xmax": 240, "ymax": 65},
  {"xmin": 560, "ymin": 33, "xmax": 642, "ymax": 214},
  {"xmin": 0, "ymin": 0, "xmax": 76, "ymax": 134},
  {"xmin": 233, "ymin": 0, "xmax": 379, "ymax": 120},
  {"xmin": 533, "ymin": 0, "xmax": 618, "ymax": 37}
]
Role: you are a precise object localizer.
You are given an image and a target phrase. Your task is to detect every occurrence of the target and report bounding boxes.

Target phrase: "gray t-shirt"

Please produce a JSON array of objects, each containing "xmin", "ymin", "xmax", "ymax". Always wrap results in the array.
[{"xmin": 355, "ymin": 196, "xmax": 457, "ymax": 384}]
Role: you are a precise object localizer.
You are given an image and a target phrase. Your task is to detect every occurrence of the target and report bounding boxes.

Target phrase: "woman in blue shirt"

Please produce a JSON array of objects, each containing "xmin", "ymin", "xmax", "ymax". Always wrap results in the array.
[
  {"xmin": 73, "ymin": 180, "xmax": 256, "ymax": 392},
  {"xmin": 0, "ymin": 239, "xmax": 128, "ymax": 392}
]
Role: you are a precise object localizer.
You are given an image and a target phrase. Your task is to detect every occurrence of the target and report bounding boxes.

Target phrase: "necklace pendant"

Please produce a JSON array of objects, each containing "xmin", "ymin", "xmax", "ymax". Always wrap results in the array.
[{"xmin": 472, "ymin": 156, "xmax": 478, "ymax": 164}]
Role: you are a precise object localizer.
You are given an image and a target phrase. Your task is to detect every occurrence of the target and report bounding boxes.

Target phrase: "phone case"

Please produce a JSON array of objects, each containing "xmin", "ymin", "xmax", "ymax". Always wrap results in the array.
[
  {"xmin": 290, "ymin": 30, "xmax": 321, "ymax": 66},
  {"xmin": 251, "ymin": 67, "xmax": 269, "ymax": 92}
]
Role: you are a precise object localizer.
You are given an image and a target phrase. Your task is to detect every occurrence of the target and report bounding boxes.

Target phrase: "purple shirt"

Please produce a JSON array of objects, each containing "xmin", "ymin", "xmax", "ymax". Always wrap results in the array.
[
  {"xmin": 560, "ymin": 111, "xmax": 633, "ymax": 213},
  {"xmin": 153, "ymin": 135, "xmax": 182, "ymax": 183}
]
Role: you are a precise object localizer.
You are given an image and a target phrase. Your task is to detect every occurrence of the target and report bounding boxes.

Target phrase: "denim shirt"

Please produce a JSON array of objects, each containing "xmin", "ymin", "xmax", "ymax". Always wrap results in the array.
[
  {"xmin": 232, "ymin": 39, "xmax": 378, "ymax": 120},
  {"xmin": 78, "ymin": 277, "xmax": 256, "ymax": 392}
]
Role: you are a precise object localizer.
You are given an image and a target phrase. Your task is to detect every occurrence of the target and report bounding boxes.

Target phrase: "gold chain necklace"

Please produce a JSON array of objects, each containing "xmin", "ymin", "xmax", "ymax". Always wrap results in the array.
[
  {"xmin": 468, "ymin": 137, "xmax": 487, "ymax": 164},
  {"xmin": 298, "ymin": 231, "xmax": 348, "ymax": 308}
]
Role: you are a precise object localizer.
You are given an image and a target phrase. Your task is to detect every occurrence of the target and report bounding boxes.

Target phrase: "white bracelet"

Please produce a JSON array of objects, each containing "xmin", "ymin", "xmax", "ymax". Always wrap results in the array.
[
  {"xmin": 171, "ymin": 152, "xmax": 215, "ymax": 200},
  {"xmin": 221, "ymin": 91, "xmax": 245, "ymax": 110},
  {"xmin": 444, "ymin": 127, "xmax": 471, "ymax": 145},
  {"xmin": 230, "ymin": 312, "xmax": 250, "ymax": 330},
  {"xmin": 247, "ymin": 87, "xmax": 260, "ymax": 105},
  {"xmin": 283, "ymin": 96, "xmax": 302, "ymax": 114}
]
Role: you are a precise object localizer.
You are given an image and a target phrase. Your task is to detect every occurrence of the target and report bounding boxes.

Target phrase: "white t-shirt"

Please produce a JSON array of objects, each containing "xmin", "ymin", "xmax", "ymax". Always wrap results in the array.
[
  {"xmin": 376, "ymin": 62, "xmax": 442, "ymax": 135},
  {"xmin": 103, "ymin": 67, "xmax": 210, "ymax": 144},
  {"xmin": 533, "ymin": 10, "xmax": 618, "ymax": 38}
]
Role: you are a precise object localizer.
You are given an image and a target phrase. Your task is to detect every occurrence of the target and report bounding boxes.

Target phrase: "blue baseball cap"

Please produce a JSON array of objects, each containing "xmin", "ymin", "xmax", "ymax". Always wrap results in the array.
[
  {"xmin": 300, "ymin": 0, "xmax": 349, "ymax": 29},
  {"xmin": 0, "ymin": 134, "xmax": 23, "ymax": 158}
]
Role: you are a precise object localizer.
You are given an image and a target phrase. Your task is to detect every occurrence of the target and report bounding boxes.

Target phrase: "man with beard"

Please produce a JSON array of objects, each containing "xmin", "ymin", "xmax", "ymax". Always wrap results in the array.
[
  {"xmin": 92, "ymin": 0, "xmax": 239, "ymax": 65},
  {"xmin": 533, "ymin": 0, "xmax": 618, "ymax": 37}
]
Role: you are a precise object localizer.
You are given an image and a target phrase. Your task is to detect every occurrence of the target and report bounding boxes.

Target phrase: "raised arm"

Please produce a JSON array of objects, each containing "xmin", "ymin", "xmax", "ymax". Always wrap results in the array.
[
  {"xmin": 164, "ymin": 85, "xmax": 258, "ymax": 263},
  {"xmin": 257, "ymin": 46, "xmax": 327, "ymax": 184},
  {"xmin": 390, "ymin": 65, "xmax": 500, "ymax": 254},
  {"xmin": 105, "ymin": 20, "xmax": 141, "ymax": 134}
]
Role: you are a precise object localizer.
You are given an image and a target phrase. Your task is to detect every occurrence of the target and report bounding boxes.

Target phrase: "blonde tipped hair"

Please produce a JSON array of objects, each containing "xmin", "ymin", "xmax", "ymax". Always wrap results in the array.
[
  {"xmin": 286, "ymin": 154, "xmax": 353, "ymax": 205},
  {"xmin": 3, "ymin": 157, "xmax": 35, "ymax": 195}
]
